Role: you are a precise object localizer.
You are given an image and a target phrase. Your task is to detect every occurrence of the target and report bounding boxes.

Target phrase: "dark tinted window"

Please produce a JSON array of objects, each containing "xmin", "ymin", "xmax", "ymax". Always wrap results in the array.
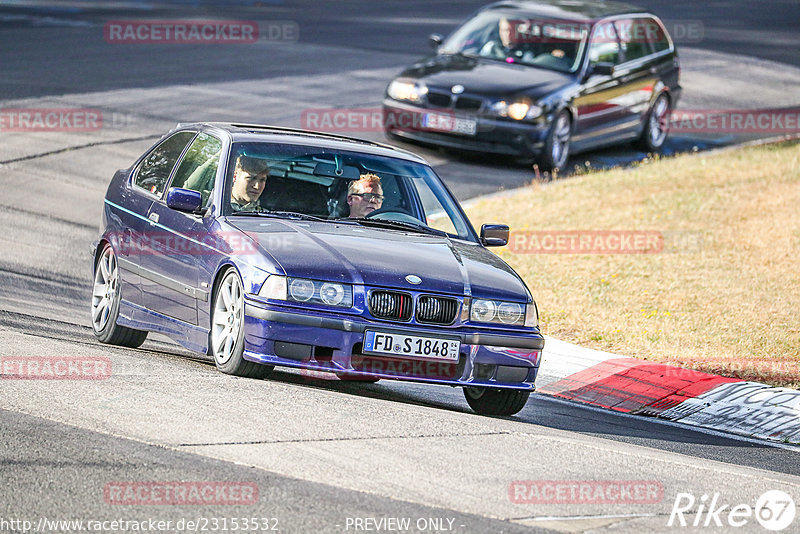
[
  {"xmin": 170, "ymin": 132, "xmax": 223, "ymax": 206},
  {"xmin": 646, "ymin": 17, "xmax": 671, "ymax": 52},
  {"xmin": 616, "ymin": 18, "xmax": 655, "ymax": 62},
  {"xmin": 134, "ymin": 131, "xmax": 195, "ymax": 196},
  {"xmin": 588, "ymin": 22, "xmax": 620, "ymax": 65}
]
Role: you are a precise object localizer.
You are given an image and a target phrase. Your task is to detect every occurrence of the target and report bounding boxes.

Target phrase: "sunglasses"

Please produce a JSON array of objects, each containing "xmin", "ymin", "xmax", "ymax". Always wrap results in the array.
[{"xmin": 351, "ymin": 192, "xmax": 384, "ymax": 203}]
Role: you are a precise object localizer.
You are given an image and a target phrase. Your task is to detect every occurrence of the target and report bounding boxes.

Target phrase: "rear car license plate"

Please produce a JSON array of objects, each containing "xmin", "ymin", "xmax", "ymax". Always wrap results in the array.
[
  {"xmin": 363, "ymin": 330, "xmax": 461, "ymax": 361},
  {"xmin": 422, "ymin": 113, "xmax": 477, "ymax": 136}
]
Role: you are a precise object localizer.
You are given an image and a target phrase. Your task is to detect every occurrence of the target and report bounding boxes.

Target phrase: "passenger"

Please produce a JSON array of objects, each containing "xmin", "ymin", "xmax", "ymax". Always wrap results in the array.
[
  {"xmin": 230, "ymin": 155, "xmax": 269, "ymax": 211},
  {"xmin": 347, "ymin": 173, "xmax": 384, "ymax": 218}
]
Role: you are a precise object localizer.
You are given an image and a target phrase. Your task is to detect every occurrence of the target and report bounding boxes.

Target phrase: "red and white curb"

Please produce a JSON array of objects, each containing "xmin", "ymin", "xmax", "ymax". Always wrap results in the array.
[{"xmin": 537, "ymin": 337, "xmax": 800, "ymax": 445}]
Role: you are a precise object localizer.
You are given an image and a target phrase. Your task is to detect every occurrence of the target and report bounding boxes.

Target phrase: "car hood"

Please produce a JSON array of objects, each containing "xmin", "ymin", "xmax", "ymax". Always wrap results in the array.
[
  {"xmin": 399, "ymin": 54, "xmax": 574, "ymax": 99},
  {"xmin": 229, "ymin": 218, "xmax": 529, "ymax": 301}
]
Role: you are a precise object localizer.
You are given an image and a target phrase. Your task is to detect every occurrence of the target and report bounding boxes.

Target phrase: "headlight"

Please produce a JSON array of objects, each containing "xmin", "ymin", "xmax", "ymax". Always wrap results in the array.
[
  {"xmin": 490, "ymin": 100, "xmax": 543, "ymax": 120},
  {"xmin": 387, "ymin": 79, "xmax": 428, "ymax": 104},
  {"xmin": 259, "ymin": 275, "xmax": 287, "ymax": 300},
  {"xmin": 260, "ymin": 276, "xmax": 353, "ymax": 308},
  {"xmin": 471, "ymin": 299, "xmax": 530, "ymax": 326}
]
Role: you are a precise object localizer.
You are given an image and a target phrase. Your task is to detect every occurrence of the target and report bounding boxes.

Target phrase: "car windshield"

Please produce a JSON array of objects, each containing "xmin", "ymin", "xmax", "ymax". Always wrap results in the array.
[
  {"xmin": 223, "ymin": 142, "xmax": 476, "ymax": 241},
  {"xmin": 440, "ymin": 11, "xmax": 588, "ymax": 73}
]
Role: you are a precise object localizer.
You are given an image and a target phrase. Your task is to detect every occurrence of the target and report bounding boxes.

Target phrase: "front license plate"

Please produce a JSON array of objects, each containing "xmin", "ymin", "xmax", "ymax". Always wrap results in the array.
[
  {"xmin": 422, "ymin": 113, "xmax": 477, "ymax": 136},
  {"xmin": 363, "ymin": 330, "xmax": 461, "ymax": 361}
]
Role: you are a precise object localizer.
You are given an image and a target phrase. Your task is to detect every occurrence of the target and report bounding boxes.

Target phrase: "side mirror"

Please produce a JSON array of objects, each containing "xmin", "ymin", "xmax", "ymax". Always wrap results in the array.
[
  {"xmin": 480, "ymin": 224, "xmax": 509, "ymax": 247},
  {"xmin": 590, "ymin": 62, "xmax": 615, "ymax": 76},
  {"xmin": 428, "ymin": 33, "xmax": 443, "ymax": 50},
  {"xmin": 166, "ymin": 187, "xmax": 202, "ymax": 213}
]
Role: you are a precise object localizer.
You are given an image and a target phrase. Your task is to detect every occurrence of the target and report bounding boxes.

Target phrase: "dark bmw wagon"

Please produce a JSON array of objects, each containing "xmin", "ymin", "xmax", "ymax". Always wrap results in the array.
[{"xmin": 383, "ymin": 0, "xmax": 681, "ymax": 170}]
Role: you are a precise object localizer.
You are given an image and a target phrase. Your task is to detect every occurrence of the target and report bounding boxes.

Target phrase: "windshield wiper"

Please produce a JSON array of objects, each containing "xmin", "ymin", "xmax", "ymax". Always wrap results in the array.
[
  {"xmin": 228, "ymin": 210, "xmax": 333, "ymax": 223},
  {"xmin": 349, "ymin": 217, "xmax": 448, "ymax": 236}
]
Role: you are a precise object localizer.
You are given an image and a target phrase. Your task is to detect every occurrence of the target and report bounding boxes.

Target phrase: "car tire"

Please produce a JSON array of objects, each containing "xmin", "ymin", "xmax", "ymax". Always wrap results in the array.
[
  {"xmin": 210, "ymin": 268, "xmax": 273, "ymax": 379},
  {"xmin": 636, "ymin": 93, "xmax": 671, "ymax": 152},
  {"xmin": 91, "ymin": 243, "xmax": 148, "ymax": 348},
  {"xmin": 463, "ymin": 386, "xmax": 530, "ymax": 416},
  {"xmin": 539, "ymin": 110, "xmax": 571, "ymax": 172}
]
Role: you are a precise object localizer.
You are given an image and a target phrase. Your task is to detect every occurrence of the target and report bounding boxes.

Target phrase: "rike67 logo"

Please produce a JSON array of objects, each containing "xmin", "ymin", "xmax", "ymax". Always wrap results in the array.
[{"xmin": 668, "ymin": 490, "xmax": 796, "ymax": 531}]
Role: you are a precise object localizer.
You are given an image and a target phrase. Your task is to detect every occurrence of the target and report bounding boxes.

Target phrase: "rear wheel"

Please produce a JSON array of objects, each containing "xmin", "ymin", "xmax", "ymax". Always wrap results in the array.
[
  {"xmin": 463, "ymin": 387, "xmax": 530, "ymax": 416},
  {"xmin": 539, "ymin": 110, "xmax": 571, "ymax": 172},
  {"xmin": 637, "ymin": 93, "xmax": 671, "ymax": 152},
  {"xmin": 91, "ymin": 244, "xmax": 147, "ymax": 348},
  {"xmin": 210, "ymin": 269, "xmax": 273, "ymax": 379}
]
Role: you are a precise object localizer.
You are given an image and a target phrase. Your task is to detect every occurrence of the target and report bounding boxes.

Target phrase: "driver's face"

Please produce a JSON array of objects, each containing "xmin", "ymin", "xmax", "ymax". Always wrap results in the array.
[
  {"xmin": 232, "ymin": 168, "xmax": 267, "ymax": 204},
  {"xmin": 499, "ymin": 19, "xmax": 513, "ymax": 47},
  {"xmin": 347, "ymin": 184, "xmax": 383, "ymax": 218}
]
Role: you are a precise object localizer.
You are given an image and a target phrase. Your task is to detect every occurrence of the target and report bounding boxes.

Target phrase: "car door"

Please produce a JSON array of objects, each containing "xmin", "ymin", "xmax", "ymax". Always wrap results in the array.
[
  {"xmin": 571, "ymin": 20, "xmax": 627, "ymax": 151},
  {"xmin": 610, "ymin": 17, "xmax": 662, "ymax": 134},
  {"xmin": 124, "ymin": 130, "xmax": 196, "ymax": 312},
  {"xmin": 140, "ymin": 131, "xmax": 224, "ymax": 326}
]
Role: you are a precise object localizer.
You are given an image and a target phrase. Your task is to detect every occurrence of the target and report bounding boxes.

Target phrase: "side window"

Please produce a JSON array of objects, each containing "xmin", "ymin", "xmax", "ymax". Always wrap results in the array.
[
  {"xmin": 616, "ymin": 18, "xmax": 655, "ymax": 62},
  {"xmin": 410, "ymin": 176, "xmax": 458, "ymax": 235},
  {"xmin": 647, "ymin": 17, "xmax": 671, "ymax": 53},
  {"xmin": 588, "ymin": 22, "xmax": 620, "ymax": 64},
  {"xmin": 134, "ymin": 131, "xmax": 195, "ymax": 196},
  {"xmin": 170, "ymin": 132, "xmax": 223, "ymax": 206}
]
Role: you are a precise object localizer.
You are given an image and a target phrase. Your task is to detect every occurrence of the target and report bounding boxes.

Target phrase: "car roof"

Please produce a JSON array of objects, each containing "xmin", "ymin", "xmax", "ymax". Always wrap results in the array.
[
  {"xmin": 175, "ymin": 122, "xmax": 428, "ymax": 165},
  {"xmin": 483, "ymin": 0, "xmax": 649, "ymax": 22}
]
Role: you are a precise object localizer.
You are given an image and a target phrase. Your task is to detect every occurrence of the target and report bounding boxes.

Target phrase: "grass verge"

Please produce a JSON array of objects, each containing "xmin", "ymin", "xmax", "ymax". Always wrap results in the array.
[{"xmin": 465, "ymin": 141, "xmax": 800, "ymax": 388}]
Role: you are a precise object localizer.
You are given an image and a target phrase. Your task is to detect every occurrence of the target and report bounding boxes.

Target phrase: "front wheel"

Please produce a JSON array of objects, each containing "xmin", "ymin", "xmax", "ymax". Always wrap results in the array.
[
  {"xmin": 463, "ymin": 387, "xmax": 530, "ymax": 416},
  {"xmin": 538, "ymin": 110, "xmax": 571, "ymax": 172},
  {"xmin": 210, "ymin": 269, "xmax": 273, "ymax": 379},
  {"xmin": 91, "ymin": 244, "xmax": 147, "ymax": 348},
  {"xmin": 636, "ymin": 93, "xmax": 671, "ymax": 152}
]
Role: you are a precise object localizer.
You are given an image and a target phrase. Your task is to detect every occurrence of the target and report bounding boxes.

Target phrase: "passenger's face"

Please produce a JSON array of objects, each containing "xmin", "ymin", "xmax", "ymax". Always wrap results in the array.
[
  {"xmin": 232, "ymin": 167, "xmax": 267, "ymax": 204},
  {"xmin": 347, "ymin": 184, "xmax": 384, "ymax": 218}
]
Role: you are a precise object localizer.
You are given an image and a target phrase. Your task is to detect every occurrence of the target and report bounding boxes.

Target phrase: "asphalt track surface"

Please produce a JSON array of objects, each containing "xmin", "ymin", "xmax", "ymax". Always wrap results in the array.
[{"xmin": 1, "ymin": 1, "xmax": 800, "ymax": 533}]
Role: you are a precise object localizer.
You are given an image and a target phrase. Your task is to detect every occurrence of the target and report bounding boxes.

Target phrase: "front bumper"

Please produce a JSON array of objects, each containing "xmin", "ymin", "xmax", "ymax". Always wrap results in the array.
[
  {"xmin": 243, "ymin": 300, "xmax": 544, "ymax": 390},
  {"xmin": 383, "ymin": 99, "xmax": 550, "ymax": 158}
]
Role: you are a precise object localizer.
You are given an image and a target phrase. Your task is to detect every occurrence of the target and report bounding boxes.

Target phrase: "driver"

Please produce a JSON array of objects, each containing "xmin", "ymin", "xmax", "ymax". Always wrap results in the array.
[
  {"xmin": 230, "ymin": 155, "xmax": 270, "ymax": 212},
  {"xmin": 347, "ymin": 173, "xmax": 384, "ymax": 218}
]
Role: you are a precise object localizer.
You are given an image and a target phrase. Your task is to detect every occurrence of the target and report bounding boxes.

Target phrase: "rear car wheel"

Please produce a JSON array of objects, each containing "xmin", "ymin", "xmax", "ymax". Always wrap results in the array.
[
  {"xmin": 637, "ymin": 93, "xmax": 671, "ymax": 152},
  {"xmin": 539, "ymin": 110, "xmax": 571, "ymax": 172},
  {"xmin": 91, "ymin": 244, "xmax": 147, "ymax": 348},
  {"xmin": 463, "ymin": 386, "xmax": 530, "ymax": 416},
  {"xmin": 210, "ymin": 268, "xmax": 273, "ymax": 379}
]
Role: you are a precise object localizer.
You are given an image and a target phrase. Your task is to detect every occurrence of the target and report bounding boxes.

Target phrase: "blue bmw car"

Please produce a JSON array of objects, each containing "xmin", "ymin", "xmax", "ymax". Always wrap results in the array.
[{"xmin": 92, "ymin": 123, "xmax": 544, "ymax": 416}]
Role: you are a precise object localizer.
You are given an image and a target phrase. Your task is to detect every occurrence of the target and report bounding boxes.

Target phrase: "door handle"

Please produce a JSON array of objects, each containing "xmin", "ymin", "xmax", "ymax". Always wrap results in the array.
[{"xmin": 148, "ymin": 212, "xmax": 159, "ymax": 224}]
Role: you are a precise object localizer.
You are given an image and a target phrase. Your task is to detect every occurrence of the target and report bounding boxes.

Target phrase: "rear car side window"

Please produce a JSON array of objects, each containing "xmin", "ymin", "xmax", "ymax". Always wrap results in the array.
[
  {"xmin": 616, "ymin": 18, "xmax": 655, "ymax": 62},
  {"xmin": 170, "ymin": 132, "xmax": 223, "ymax": 206},
  {"xmin": 133, "ymin": 131, "xmax": 195, "ymax": 196},
  {"xmin": 646, "ymin": 17, "xmax": 671, "ymax": 53},
  {"xmin": 588, "ymin": 22, "xmax": 620, "ymax": 64}
]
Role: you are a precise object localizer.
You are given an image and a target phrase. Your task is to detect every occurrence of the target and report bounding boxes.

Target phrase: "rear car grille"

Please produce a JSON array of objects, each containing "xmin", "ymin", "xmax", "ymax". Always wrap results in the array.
[
  {"xmin": 416, "ymin": 295, "xmax": 459, "ymax": 325},
  {"xmin": 369, "ymin": 291, "xmax": 412, "ymax": 321},
  {"xmin": 368, "ymin": 291, "xmax": 459, "ymax": 325}
]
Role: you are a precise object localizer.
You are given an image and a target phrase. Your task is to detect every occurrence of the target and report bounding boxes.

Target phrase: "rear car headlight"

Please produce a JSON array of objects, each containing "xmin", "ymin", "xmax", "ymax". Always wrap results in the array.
[
  {"xmin": 261, "ymin": 276, "xmax": 353, "ymax": 308},
  {"xmin": 489, "ymin": 100, "xmax": 543, "ymax": 120},
  {"xmin": 470, "ymin": 299, "xmax": 527, "ymax": 326},
  {"xmin": 387, "ymin": 79, "xmax": 428, "ymax": 104}
]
